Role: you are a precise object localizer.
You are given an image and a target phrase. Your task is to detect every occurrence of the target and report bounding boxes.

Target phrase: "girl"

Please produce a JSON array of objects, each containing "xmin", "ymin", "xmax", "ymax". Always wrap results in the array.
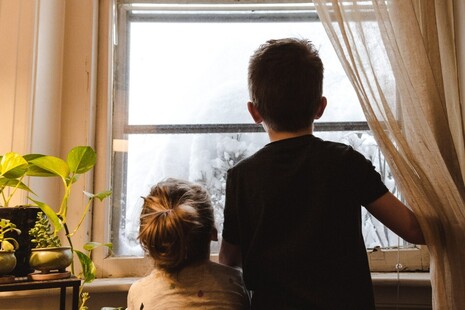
[{"xmin": 127, "ymin": 178, "xmax": 250, "ymax": 309}]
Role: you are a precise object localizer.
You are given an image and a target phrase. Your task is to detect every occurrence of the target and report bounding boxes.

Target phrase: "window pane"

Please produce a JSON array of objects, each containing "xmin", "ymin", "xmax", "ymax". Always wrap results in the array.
[
  {"xmin": 127, "ymin": 19, "xmax": 365, "ymax": 125},
  {"xmin": 112, "ymin": 132, "xmax": 269, "ymax": 256},
  {"xmin": 112, "ymin": 131, "xmax": 410, "ymax": 256}
]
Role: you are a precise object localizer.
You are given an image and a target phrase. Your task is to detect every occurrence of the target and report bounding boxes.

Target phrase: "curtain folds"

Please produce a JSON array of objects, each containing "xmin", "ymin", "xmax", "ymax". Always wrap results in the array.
[{"xmin": 312, "ymin": 1, "xmax": 465, "ymax": 309}]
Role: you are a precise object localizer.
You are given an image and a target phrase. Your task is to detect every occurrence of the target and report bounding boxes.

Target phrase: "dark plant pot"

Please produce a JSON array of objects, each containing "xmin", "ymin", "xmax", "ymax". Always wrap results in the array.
[
  {"xmin": 0, "ymin": 206, "xmax": 40, "ymax": 277},
  {"xmin": 0, "ymin": 251, "xmax": 17, "ymax": 275}
]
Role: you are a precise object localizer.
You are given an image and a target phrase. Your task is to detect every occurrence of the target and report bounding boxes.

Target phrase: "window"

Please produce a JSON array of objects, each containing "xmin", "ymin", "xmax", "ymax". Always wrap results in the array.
[{"xmin": 94, "ymin": 1, "xmax": 428, "ymax": 277}]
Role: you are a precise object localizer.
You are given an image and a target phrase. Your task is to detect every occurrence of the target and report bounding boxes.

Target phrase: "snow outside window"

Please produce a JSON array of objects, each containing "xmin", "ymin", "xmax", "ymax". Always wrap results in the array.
[{"xmin": 111, "ymin": 2, "xmax": 416, "ymax": 260}]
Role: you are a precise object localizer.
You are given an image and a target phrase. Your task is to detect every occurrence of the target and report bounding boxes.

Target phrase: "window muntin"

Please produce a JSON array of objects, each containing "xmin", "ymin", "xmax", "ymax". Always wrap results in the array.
[{"xmin": 111, "ymin": 3, "xmax": 418, "ymax": 260}]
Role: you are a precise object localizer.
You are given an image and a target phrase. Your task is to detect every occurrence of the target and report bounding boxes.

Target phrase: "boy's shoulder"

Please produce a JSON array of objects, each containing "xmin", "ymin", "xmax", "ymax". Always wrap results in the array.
[
  {"xmin": 264, "ymin": 134, "xmax": 355, "ymax": 153},
  {"xmin": 236, "ymin": 135, "xmax": 358, "ymax": 167}
]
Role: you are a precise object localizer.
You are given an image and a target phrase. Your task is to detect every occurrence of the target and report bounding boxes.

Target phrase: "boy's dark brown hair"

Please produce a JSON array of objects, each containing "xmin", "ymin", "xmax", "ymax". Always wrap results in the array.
[
  {"xmin": 248, "ymin": 38, "xmax": 324, "ymax": 132},
  {"xmin": 138, "ymin": 178, "xmax": 214, "ymax": 273}
]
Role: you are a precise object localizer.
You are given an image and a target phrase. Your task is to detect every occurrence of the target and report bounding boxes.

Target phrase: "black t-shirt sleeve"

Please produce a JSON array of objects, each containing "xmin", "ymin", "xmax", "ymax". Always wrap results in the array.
[
  {"xmin": 222, "ymin": 169, "xmax": 240, "ymax": 245},
  {"xmin": 349, "ymin": 149, "xmax": 389, "ymax": 206}
]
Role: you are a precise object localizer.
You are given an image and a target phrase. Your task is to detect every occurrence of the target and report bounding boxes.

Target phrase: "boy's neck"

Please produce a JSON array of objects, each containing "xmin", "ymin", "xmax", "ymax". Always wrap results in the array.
[{"xmin": 267, "ymin": 126, "xmax": 313, "ymax": 142}]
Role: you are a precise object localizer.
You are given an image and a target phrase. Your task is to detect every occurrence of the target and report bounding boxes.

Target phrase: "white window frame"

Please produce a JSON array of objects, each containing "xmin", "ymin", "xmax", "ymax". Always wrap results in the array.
[{"xmin": 93, "ymin": 0, "xmax": 429, "ymax": 278}]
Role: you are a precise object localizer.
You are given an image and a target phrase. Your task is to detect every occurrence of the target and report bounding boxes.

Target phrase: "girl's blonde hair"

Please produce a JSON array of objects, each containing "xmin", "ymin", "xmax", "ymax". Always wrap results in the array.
[{"xmin": 138, "ymin": 178, "xmax": 215, "ymax": 273}]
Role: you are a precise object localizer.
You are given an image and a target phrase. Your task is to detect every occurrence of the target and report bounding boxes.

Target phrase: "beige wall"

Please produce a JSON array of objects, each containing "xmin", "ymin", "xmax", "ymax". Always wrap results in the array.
[{"xmin": 0, "ymin": 1, "xmax": 37, "ymax": 156}]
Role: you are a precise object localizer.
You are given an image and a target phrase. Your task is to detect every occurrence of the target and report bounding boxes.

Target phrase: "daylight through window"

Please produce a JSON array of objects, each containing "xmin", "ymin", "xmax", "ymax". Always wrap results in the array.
[{"xmin": 111, "ymin": 2, "xmax": 413, "ymax": 257}]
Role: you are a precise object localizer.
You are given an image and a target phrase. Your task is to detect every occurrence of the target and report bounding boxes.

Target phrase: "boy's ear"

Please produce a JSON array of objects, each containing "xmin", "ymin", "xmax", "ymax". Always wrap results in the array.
[
  {"xmin": 247, "ymin": 101, "xmax": 263, "ymax": 124},
  {"xmin": 314, "ymin": 96, "xmax": 327, "ymax": 120}
]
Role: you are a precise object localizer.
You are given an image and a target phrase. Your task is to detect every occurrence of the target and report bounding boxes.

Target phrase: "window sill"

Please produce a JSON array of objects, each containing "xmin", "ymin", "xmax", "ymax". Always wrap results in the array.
[
  {"xmin": 371, "ymin": 272, "xmax": 431, "ymax": 287},
  {"xmin": 84, "ymin": 271, "xmax": 431, "ymax": 293},
  {"xmin": 371, "ymin": 272, "xmax": 432, "ymax": 309}
]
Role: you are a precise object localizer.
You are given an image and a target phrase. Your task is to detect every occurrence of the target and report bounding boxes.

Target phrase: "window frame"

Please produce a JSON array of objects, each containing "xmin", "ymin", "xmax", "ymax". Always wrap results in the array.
[{"xmin": 93, "ymin": 0, "xmax": 429, "ymax": 278}]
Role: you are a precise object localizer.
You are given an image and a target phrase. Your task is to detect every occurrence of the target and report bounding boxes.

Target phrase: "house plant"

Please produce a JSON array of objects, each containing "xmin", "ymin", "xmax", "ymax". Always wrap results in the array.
[
  {"xmin": 0, "ymin": 152, "xmax": 41, "ymax": 276},
  {"xmin": 26, "ymin": 146, "xmax": 111, "ymax": 309},
  {"xmin": 0, "ymin": 218, "xmax": 21, "ymax": 283},
  {"xmin": 28, "ymin": 212, "xmax": 73, "ymax": 279},
  {"xmin": 0, "ymin": 152, "xmax": 33, "ymax": 208}
]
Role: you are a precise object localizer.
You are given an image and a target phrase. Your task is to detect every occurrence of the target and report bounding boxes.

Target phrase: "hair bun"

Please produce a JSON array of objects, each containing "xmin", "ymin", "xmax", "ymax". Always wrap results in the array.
[{"xmin": 138, "ymin": 178, "xmax": 215, "ymax": 273}]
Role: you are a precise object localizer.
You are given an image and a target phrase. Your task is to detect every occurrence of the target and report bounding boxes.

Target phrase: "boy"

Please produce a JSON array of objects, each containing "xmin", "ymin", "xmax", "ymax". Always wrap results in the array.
[{"xmin": 219, "ymin": 38, "xmax": 425, "ymax": 309}]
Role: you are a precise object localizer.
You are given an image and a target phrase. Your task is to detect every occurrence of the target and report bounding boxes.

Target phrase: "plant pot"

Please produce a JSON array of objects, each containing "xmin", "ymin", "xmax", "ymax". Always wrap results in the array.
[
  {"xmin": 29, "ymin": 246, "xmax": 73, "ymax": 273},
  {"xmin": 0, "ymin": 251, "xmax": 16, "ymax": 284},
  {"xmin": 0, "ymin": 251, "xmax": 17, "ymax": 275},
  {"xmin": 0, "ymin": 206, "xmax": 40, "ymax": 277}
]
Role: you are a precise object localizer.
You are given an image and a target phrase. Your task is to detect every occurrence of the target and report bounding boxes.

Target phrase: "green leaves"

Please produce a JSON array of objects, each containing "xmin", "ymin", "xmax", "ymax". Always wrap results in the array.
[
  {"xmin": 2, "ymin": 146, "xmax": 112, "ymax": 308},
  {"xmin": 1, "ymin": 146, "xmax": 98, "ymax": 207},
  {"xmin": 26, "ymin": 146, "xmax": 111, "ymax": 289},
  {"xmin": 75, "ymin": 242, "xmax": 111, "ymax": 284},
  {"xmin": 1, "ymin": 240, "xmax": 16, "ymax": 251},
  {"xmin": 84, "ymin": 190, "xmax": 112, "ymax": 202},
  {"xmin": 0, "ymin": 152, "xmax": 28, "ymax": 178},
  {"xmin": 29, "ymin": 198, "xmax": 64, "ymax": 233},
  {"xmin": 29, "ymin": 212, "xmax": 62, "ymax": 248},
  {"xmin": 27, "ymin": 146, "xmax": 96, "ymax": 180},
  {"xmin": 0, "ymin": 153, "xmax": 33, "ymax": 206},
  {"xmin": 0, "ymin": 218, "xmax": 21, "ymax": 251},
  {"xmin": 68, "ymin": 147, "xmax": 96, "ymax": 175},
  {"xmin": 83, "ymin": 241, "xmax": 113, "ymax": 252},
  {"xmin": 29, "ymin": 156, "xmax": 70, "ymax": 180},
  {"xmin": 75, "ymin": 250, "xmax": 96, "ymax": 283},
  {"xmin": 0, "ymin": 178, "xmax": 34, "ymax": 193},
  {"xmin": 26, "ymin": 146, "xmax": 99, "ymax": 217}
]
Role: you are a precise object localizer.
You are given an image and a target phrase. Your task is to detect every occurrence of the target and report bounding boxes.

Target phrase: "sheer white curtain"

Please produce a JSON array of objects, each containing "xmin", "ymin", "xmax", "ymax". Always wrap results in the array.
[{"xmin": 312, "ymin": 1, "xmax": 465, "ymax": 309}]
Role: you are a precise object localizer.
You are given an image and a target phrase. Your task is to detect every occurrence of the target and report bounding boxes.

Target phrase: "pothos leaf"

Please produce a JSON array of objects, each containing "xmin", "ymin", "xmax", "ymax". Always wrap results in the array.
[
  {"xmin": 83, "ymin": 190, "xmax": 112, "ymax": 202},
  {"xmin": 29, "ymin": 156, "xmax": 70, "ymax": 180},
  {"xmin": 25, "ymin": 154, "xmax": 57, "ymax": 177},
  {"xmin": 0, "ymin": 178, "xmax": 35, "ymax": 194},
  {"xmin": 74, "ymin": 249, "xmax": 96, "ymax": 283},
  {"xmin": 28, "ymin": 197, "xmax": 63, "ymax": 233},
  {"xmin": 83, "ymin": 241, "xmax": 113, "ymax": 252},
  {"xmin": 67, "ymin": 146, "xmax": 96, "ymax": 175},
  {"xmin": 0, "ymin": 152, "xmax": 28, "ymax": 178}
]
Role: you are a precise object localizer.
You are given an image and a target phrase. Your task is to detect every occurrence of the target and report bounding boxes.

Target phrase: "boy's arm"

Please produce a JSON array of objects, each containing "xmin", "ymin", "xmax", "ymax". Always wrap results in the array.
[
  {"xmin": 219, "ymin": 239, "xmax": 242, "ymax": 268},
  {"xmin": 366, "ymin": 192, "xmax": 426, "ymax": 245}
]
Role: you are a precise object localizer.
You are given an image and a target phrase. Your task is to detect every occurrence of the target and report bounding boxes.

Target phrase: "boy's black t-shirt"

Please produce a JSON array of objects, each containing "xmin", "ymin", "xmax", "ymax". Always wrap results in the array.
[{"xmin": 222, "ymin": 134, "xmax": 388, "ymax": 309}]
